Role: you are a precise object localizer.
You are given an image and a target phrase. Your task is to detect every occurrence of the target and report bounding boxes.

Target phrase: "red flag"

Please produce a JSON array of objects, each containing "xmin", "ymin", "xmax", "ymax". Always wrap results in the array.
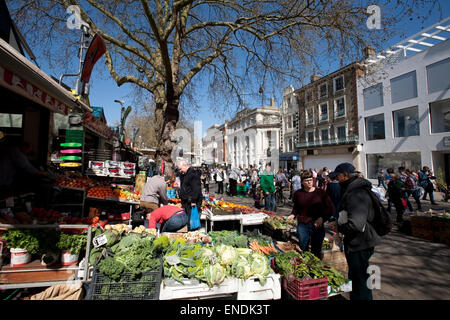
[{"xmin": 81, "ymin": 34, "xmax": 106, "ymax": 84}]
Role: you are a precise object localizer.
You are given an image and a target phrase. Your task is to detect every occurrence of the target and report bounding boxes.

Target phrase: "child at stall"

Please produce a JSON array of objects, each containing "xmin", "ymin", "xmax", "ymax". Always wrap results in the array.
[{"xmin": 253, "ymin": 187, "xmax": 264, "ymax": 209}]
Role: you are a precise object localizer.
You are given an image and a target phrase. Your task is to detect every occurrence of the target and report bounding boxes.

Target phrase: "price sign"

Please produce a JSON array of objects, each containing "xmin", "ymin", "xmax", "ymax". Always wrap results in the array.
[{"xmin": 92, "ymin": 234, "xmax": 108, "ymax": 248}]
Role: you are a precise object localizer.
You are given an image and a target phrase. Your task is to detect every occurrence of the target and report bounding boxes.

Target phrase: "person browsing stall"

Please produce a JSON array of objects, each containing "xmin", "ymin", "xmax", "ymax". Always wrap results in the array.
[
  {"xmin": 147, "ymin": 204, "xmax": 188, "ymax": 233},
  {"xmin": 140, "ymin": 174, "xmax": 171, "ymax": 225}
]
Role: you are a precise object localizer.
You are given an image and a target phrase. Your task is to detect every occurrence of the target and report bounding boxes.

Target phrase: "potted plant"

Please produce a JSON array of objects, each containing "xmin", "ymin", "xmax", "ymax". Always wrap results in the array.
[
  {"xmin": 57, "ymin": 233, "xmax": 87, "ymax": 266},
  {"xmin": 2, "ymin": 229, "xmax": 40, "ymax": 267}
]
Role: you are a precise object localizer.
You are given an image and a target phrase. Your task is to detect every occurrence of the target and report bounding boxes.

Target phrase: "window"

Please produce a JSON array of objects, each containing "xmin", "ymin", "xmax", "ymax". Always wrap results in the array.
[
  {"xmin": 321, "ymin": 129, "xmax": 329, "ymax": 142},
  {"xmin": 365, "ymin": 114, "xmax": 385, "ymax": 140},
  {"xmin": 363, "ymin": 83, "xmax": 384, "ymax": 110},
  {"xmin": 427, "ymin": 58, "xmax": 450, "ymax": 94},
  {"xmin": 267, "ymin": 131, "xmax": 272, "ymax": 148},
  {"xmin": 337, "ymin": 126, "xmax": 346, "ymax": 140},
  {"xmin": 306, "ymin": 109, "xmax": 314, "ymax": 124},
  {"xmin": 318, "ymin": 83, "xmax": 328, "ymax": 99},
  {"xmin": 334, "ymin": 75, "xmax": 345, "ymax": 93},
  {"xmin": 430, "ymin": 98, "xmax": 450, "ymax": 133},
  {"xmin": 393, "ymin": 106, "xmax": 420, "ymax": 137},
  {"xmin": 319, "ymin": 103, "xmax": 328, "ymax": 121},
  {"xmin": 0, "ymin": 113, "xmax": 23, "ymax": 128},
  {"xmin": 288, "ymin": 138, "xmax": 293, "ymax": 152},
  {"xmin": 307, "ymin": 131, "xmax": 314, "ymax": 142},
  {"xmin": 367, "ymin": 152, "xmax": 421, "ymax": 179},
  {"xmin": 390, "ymin": 71, "xmax": 417, "ymax": 104},
  {"xmin": 335, "ymin": 97, "xmax": 345, "ymax": 118}
]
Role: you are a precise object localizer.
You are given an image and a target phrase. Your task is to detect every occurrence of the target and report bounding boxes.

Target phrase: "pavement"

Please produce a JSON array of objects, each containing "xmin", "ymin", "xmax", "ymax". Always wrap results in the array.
[{"xmin": 205, "ymin": 183, "xmax": 450, "ymax": 300}]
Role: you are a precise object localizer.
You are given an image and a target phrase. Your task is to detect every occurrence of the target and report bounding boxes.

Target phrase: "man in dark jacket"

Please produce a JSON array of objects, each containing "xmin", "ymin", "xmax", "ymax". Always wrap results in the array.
[
  {"xmin": 176, "ymin": 159, "xmax": 203, "ymax": 231},
  {"xmin": 329, "ymin": 163, "xmax": 381, "ymax": 301}
]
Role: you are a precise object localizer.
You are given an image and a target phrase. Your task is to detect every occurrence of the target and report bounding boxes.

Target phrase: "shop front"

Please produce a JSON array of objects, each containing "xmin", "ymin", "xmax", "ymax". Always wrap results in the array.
[{"xmin": 279, "ymin": 152, "xmax": 300, "ymax": 170}]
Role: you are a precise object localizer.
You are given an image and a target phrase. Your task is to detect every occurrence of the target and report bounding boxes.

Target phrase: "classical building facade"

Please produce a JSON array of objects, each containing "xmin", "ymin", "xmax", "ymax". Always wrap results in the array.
[
  {"xmin": 202, "ymin": 124, "xmax": 226, "ymax": 166},
  {"xmin": 226, "ymin": 99, "xmax": 281, "ymax": 169},
  {"xmin": 279, "ymin": 85, "xmax": 300, "ymax": 170}
]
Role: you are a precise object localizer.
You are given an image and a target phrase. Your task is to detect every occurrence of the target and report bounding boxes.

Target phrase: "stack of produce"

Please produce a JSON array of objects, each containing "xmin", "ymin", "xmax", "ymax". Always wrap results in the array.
[
  {"xmin": 273, "ymin": 251, "xmax": 346, "ymax": 291},
  {"xmin": 163, "ymin": 231, "xmax": 212, "ymax": 244},
  {"xmin": 264, "ymin": 215, "xmax": 297, "ymax": 230},
  {"xmin": 87, "ymin": 186, "xmax": 117, "ymax": 199},
  {"xmin": 133, "ymin": 226, "xmax": 157, "ymax": 236},
  {"xmin": 112, "ymin": 186, "xmax": 141, "ymax": 202},
  {"xmin": 208, "ymin": 230, "xmax": 249, "ymax": 248},
  {"xmin": 163, "ymin": 239, "xmax": 272, "ymax": 287},
  {"xmin": 29, "ymin": 208, "xmax": 63, "ymax": 223},
  {"xmin": 54, "ymin": 177, "xmax": 97, "ymax": 190}
]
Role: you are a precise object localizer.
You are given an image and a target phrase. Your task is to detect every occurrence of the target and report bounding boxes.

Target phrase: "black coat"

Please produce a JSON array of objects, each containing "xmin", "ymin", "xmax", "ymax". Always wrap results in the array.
[
  {"xmin": 338, "ymin": 177, "xmax": 381, "ymax": 253},
  {"xmin": 179, "ymin": 167, "xmax": 203, "ymax": 204}
]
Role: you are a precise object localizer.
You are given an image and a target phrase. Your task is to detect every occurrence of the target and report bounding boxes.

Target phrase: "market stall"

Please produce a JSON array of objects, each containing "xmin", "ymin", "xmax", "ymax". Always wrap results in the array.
[{"xmin": 409, "ymin": 210, "xmax": 450, "ymax": 246}]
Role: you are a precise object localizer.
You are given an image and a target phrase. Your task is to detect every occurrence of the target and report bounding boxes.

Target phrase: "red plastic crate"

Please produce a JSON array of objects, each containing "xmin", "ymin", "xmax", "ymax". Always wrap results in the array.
[
  {"xmin": 121, "ymin": 213, "xmax": 131, "ymax": 220},
  {"xmin": 283, "ymin": 276, "xmax": 328, "ymax": 300}
]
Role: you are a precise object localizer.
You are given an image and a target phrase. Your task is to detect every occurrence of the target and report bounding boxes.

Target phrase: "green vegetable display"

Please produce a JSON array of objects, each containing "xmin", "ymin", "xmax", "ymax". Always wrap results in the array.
[
  {"xmin": 98, "ymin": 257, "xmax": 125, "ymax": 281},
  {"xmin": 208, "ymin": 230, "xmax": 248, "ymax": 248},
  {"xmin": 244, "ymin": 230, "xmax": 273, "ymax": 246},
  {"xmin": 274, "ymin": 251, "xmax": 346, "ymax": 290},
  {"xmin": 264, "ymin": 216, "xmax": 297, "ymax": 230},
  {"xmin": 57, "ymin": 233, "xmax": 87, "ymax": 255},
  {"xmin": 3, "ymin": 229, "xmax": 61, "ymax": 255}
]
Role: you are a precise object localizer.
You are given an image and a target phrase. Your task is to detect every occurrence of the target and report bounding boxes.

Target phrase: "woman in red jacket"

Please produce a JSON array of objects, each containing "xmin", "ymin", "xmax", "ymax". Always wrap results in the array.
[{"xmin": 147, "ymin": 204, "xmax": 188, "ymax": 233}]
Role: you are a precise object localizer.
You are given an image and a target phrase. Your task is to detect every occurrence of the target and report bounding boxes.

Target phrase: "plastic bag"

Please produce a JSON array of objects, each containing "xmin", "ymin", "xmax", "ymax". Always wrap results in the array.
[{"xmin": 190, "ymin": 205, "xmax": 201, "ymax": 230}]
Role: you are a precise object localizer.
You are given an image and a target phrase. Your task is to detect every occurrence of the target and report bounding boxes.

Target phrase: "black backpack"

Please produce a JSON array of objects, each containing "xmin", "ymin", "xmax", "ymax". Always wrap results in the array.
[{"xmin": 366, "ymin": 189, "xmax": 392, "ymax": 236}]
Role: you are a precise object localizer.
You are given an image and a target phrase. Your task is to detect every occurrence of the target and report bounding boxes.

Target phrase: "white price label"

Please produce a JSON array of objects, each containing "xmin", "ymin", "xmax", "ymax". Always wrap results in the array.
[{"xmin": 92, "ymin": 234, "xmax": 108, "ymax": 248}]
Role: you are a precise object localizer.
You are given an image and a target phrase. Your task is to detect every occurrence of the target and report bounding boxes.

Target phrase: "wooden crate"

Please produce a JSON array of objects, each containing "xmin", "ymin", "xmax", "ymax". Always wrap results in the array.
[
  {"xmin": 410, "ymin": 215, "xmax": 433, "ymax": 229},
  {"xmin": 322, "ymin": 248, "xmax": 348, "ymax": 276},
  {"xmin": 431, "ymin": 218, "xmax": 450, "ymax": 246}
]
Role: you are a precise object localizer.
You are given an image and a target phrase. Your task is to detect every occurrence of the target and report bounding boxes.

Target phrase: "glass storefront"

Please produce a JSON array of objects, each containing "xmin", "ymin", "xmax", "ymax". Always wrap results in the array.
[{"xmin": 366, "ymin": 151, "xmax": 421, "ymax": 179}]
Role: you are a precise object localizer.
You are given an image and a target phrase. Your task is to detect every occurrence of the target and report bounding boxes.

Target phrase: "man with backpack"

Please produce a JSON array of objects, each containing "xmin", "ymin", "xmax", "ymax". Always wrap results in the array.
[{"xmin": 329, "ymin": 162, "xmax": 390, "ymax": 300}]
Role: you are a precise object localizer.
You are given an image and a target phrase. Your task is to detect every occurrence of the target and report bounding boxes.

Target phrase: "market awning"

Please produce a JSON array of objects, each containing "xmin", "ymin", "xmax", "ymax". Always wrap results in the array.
[{"xmin": 0, "ymin": 38, "xmax": 92, "ymax": 115}]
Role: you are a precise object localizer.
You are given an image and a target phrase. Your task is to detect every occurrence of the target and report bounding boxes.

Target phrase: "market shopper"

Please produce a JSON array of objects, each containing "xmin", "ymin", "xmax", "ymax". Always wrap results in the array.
[
  {"xmin": 288, "ymin": 171, "xmax": 334, "ymax": 258},
  {"xmin": 216, "ymin": 168, "xmax": 225, "ymax": 194},
  {"xmin": 326, "ymin": 175, "xmax": 341, "ymax": 221},
  {"xmin": 275, "ymin": 169, "xmax": 289, "ymax": 189},
  {"xmin": 329, "ymin": 162, "xmax": 381, "ymax": 301},
  {"xmin": 0, "ymin": 133, "xmax": 48, "ymax": 197},
  {"xmin": 290, "ymin": 171, "xmax": 302, "ymax": 199},
  {"xmin": 377, "ymin": 169, "xmax": 387, "ymax": 190},
  {"xmin": 147, "ymin": 204, "xmax": 188, "ymax": 233},
  {"xmin": 228, "ymin": 168, "xmax": 239, "ymax": 197},
  {"xmin": 260, "ymin": 164, "xmax": 276, "ymax": 212},
  {"xmin": 406, "ymin": 168, "xmax": 422, "ymax": 211},
  {"xmin": 140, "ymin": 174, "xmax": 171, "ymax": 225},
  {"xmin": 385, "ymin": 173, "xmax": 407, "ymax": 223},
  {"xmin": 177, "ymin": 159, "xmax": 203, "ymax": 231},
  {"xmin": 419, "ymin": 166, "xmax": 437, "ymax": 205}
]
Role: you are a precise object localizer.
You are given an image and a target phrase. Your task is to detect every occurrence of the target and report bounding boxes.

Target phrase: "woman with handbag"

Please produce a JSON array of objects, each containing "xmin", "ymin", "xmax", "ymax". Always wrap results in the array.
[
  {"xmin": 419, "ymin": 166, "xmax": 437, "ymax": 205},
  {"xmin": 385, "ymin": 173, "xmax": 407, "ymax": 223}
]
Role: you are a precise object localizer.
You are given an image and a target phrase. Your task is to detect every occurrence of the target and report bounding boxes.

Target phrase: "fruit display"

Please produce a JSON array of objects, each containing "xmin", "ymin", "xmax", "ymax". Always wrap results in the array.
[
  {"xmin": 54, "ymin": 176, "xmax": 98, "ymax": 190},
  {"xmin": 104, "ymin": 223, "xmax": 132, "ymax": 233},
  {"xmin": 87, "ymin": 186, "xmax": 117, "ymax": 199},
  {"xmin": 169, "ymin": 198, "xmax": 181, "ymax": 204},
  {"xmin": 113, "ymin": 188, "xmax": 141, "ymax": 202},
  {"xmin": 163, "ymin": 231, "xmax": 212, "ymax": 244},
  {"xmin": 29, "ymin": 207, "xmax": 63, "ymax": 223},
  {"xmin": 132, "ymin": 226, "xmax": 157, "ymax": 235}
]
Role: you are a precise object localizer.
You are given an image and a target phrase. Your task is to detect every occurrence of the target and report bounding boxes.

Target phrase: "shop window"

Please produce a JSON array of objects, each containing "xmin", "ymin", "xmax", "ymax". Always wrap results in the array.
[
  {"xmin": 0, "ymin": 113, "xmax": 23, "ymax": 128},
  {"xmin": 366, "ymin": 152, "xmax": 421, "ymax": 179},
  {"xmin": 365, "ymin": 114, "xmax": 385, "ymax": 140},
  {"xmin": 427, "ymin": 57, "xmax": 450, "ymax": 94},
  {"xmin": 363, "ymin": 83, "xmax": 384, "ymax": 110},
  {"xmin": 390, "ymin": 71, "xmax": 417, "ymax": 104},
  {"xmin": 430, "ymin": 98, "xmax": 450, "ymax": 133},
  {"xmin": 393, "ymin": 106, "xmax": 419, "ymax": 137}
]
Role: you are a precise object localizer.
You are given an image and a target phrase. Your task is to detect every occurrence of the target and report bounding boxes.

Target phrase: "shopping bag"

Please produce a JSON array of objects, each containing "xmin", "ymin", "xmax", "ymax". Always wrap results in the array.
[
  {"xmin": 401, "ymin": 198, "xmax": 407, "ymax": 209},
  {"xmin": 190, "ymin": 205, "xmax": 201, "ymax": 230}
]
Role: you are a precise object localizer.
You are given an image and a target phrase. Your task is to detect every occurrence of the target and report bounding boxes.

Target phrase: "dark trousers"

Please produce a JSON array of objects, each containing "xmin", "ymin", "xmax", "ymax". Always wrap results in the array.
[
  {"xmin": 345, "ymin": 247, "xmax": 375, "ymax": 300},
  {"xmin": 407, "ymin": 189, "xmax": 422, "ymax": 210},
  {"xmin": 229, "ymin": 179, "xmax": 237, "ymax": 196},
  {"xmin": 297, "ymin": 222, "xmax": 325, "ymax": 259},
  {"xmin": 217, "ymin": 181, "xmax": 224, "ymax": 194},
  {"xmin": 392, "ymin": 197, "xmax": 405, "ymax": 222}
]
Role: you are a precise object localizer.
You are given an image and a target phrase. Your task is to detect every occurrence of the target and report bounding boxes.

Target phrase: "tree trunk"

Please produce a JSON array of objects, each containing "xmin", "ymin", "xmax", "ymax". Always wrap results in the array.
[{"xmin": 154, "ymin": 97, "xmax": 180, "ymax": 176}]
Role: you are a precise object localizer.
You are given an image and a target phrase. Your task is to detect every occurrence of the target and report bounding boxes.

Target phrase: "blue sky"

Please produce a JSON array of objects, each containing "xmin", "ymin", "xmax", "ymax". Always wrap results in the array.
[{"xmin": 14, "ymin": 1, "xmax": 450, "ymax": 138}]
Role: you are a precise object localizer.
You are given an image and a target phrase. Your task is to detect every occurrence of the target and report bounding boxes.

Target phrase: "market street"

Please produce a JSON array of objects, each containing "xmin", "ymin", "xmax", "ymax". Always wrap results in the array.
[{"xmin": 206, "ymin": 183, "xmax": 450, "ymax": 300}]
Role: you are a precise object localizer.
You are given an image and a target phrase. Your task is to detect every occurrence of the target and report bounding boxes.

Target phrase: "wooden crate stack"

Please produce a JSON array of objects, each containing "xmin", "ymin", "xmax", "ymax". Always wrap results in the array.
[{"xmin": 431, "ymin": 217, "xmax": 450, "ymax": 246}]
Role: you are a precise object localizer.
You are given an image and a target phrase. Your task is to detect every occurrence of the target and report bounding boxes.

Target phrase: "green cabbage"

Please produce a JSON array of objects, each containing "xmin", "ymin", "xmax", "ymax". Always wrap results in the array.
[{"xmin": 204, "ymin": 263, "xmax": 227, "ymax": 287}]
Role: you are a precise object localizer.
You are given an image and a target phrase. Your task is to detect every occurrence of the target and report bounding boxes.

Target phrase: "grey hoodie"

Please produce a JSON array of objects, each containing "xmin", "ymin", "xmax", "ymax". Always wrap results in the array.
[{"xmin": 338, "ymin": 177, "xmax": 382, "ymax": 253}]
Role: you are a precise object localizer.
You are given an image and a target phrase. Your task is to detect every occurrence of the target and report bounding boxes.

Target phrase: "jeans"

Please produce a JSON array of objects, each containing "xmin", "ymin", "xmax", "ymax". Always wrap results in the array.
[
  {"xmin": 407, "ymin": 189, "xmax": 422, "ymax": 210},
  {"xmin": 297, "ymin": 222, "xmax": 326, "ymax": 259},
  {"xmin": 377, "ymin": 179, "xmax": 387, "ymax": 190},
  {"xmin": 161, "ymin": 213, "xmax": 188, "ymax": 233},
  {"xmin": 345, "ymin": 247, "xmax": 375, "ymax": 300},
  {"xmin": 423, "ymin": 189, "xmax": 435, "ymax": 203},
  {"xmin": 264, "ymin": 193, "xmax": 276, "ymax": 211}
]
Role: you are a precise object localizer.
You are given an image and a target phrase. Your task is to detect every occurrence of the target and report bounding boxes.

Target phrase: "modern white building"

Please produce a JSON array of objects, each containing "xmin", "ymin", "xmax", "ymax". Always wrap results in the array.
[
  {"xmin": 202, "ymin": 124, "xmax": 225, "ymax": 166},
  {"xmin": 226, "ymin": 98, "xmax": 281, "ymax": 169},
  {"xmin": 357, "ymin": 18, "xmax": 450, "ymax": 183}
]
